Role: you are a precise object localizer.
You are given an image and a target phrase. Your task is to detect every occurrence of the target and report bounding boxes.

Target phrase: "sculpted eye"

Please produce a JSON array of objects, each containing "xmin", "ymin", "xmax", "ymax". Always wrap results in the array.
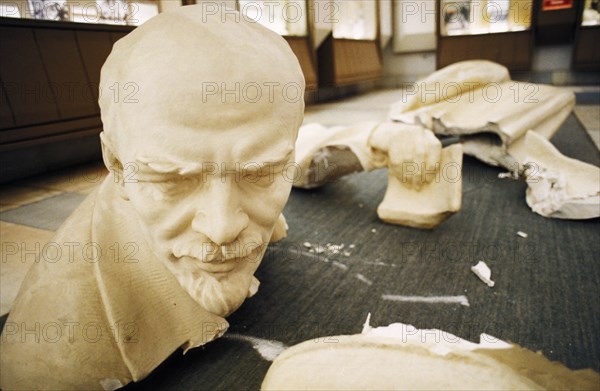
[
  {"xmin": 248, "ymin": 176, "xmax": 273, "ymax": 188},
  {"xmin": 242, "ymin": 168, "xmax": 279, "ymax": 188},
  {"xmin": 140, "ymin": 177, "xmax": 200, "ymax": 200},
  {"xmin": 164, "ymin": 177, "xmax": 200, "ymax": 192}
]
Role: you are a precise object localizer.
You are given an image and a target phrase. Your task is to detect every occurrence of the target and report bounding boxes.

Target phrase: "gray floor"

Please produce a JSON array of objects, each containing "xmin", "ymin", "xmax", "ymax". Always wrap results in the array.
[{"xmin": 1, "ymin": 87, "xmax": 598, "ymax": 390}]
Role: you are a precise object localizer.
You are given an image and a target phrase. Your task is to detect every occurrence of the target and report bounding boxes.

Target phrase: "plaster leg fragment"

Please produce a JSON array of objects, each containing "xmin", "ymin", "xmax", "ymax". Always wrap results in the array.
[
  {"xmin": 389, "ymin": 60, "xmax": 511, "ymax": 115},
  {"xmin": 388, "ymin": 60, "xmax": 575, "ymax": 171},
  {"xmin": 377, "ymin": 144, "xmax": 463, "ymax": 229},
  {"xmin": 516, "ymin": 131, "xmax": 600, "ymax": 219},
  {"xmin": 262, "ymin": 320, "xmax": 600, "ymax": 390},
  {"xmin": 471, "ymin": 261, "xmax": 495, "ymax": 287}
]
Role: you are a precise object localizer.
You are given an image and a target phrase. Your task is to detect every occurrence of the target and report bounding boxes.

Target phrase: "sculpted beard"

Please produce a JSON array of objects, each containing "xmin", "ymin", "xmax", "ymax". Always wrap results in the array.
[{"xmin": 166, "ymin": 232, "xmax": 267, "ymax": 316}]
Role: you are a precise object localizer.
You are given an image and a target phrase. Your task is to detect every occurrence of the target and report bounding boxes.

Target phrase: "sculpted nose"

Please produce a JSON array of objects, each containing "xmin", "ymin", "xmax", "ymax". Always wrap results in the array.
[{"xmin": 191, "ymin": 179, "xmax": 249, "ymax": 245}]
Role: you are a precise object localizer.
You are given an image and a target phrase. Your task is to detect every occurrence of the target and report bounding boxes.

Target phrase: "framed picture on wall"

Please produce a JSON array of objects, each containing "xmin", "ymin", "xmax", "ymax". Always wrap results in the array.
[
  {"xmin": 440, "ymin": 0, "xmax": 531, "ymax": 36},
  {"xmin": 581, "ymin": 0, "xmax": 600, "ymax": 25}
]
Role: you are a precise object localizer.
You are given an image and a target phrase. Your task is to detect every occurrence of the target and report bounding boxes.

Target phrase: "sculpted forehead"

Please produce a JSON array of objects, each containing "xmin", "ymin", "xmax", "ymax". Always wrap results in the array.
[
  {"xmin": 118, "ymin": 115, "xmax": 296, "ymax": 167},
  {"xmin": 99, "ymin": 6, "xmax": 305, "ymax": 160},
  {"xmin": 100, "ymin": 8, "xmax": 304, "ymax": 101}
]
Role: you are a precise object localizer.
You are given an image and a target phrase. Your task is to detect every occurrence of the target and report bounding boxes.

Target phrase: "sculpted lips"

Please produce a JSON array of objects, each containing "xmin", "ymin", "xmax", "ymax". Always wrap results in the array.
[
  {"xmin": 178, "ymin": 256, "xmax": 239, "ymax": 274},
  {"xmin": 172, "ymin": 242, "xmax": 263, "ymax": 274}
]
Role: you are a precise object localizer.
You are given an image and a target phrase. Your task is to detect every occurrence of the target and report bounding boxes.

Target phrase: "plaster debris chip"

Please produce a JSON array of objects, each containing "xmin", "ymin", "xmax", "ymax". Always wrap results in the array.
[{"xmin": 471, "ymin": 261, "xmax": 495, "ymax": 287}]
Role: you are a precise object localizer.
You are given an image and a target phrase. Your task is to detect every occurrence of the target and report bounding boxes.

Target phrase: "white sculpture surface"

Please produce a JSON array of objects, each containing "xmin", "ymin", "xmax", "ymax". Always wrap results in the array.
[
  {"xmin": 262, "ymin": 320, "xmax": 600, "ymax": 390},
  {"xmin": 370, "ymin": 123, "xmax": 462, "ymax": 228},
  {"xmin": 518, "ymin": 131, "xmax": 600, "ymax": 219},
  {"xmin": 388, "ymin": 60, "xmax": 598, "ymax": 220},
  {"xmin": 389, "ymin": 60, "xmax": 575, "ymax": 171},
  {"xmin": 0, "ymin": 5, "xmax": 304, "ymax": 390},
  {"xmin": 389, "ymin": 60, "xmax": 511, "ymax": 115}
]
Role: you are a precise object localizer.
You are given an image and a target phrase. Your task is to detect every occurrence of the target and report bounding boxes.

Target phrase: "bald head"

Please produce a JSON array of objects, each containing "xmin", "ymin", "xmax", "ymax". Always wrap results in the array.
[{"xmin": 99, "ymin": 4, "xmax": 305, "ymax": 162}]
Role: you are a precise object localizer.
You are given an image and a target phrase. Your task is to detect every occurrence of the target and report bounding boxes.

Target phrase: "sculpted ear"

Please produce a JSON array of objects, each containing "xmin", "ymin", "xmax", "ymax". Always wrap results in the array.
[{"xmin": 100, "ymin": 132, "xmax": 129, "ymax": 201}]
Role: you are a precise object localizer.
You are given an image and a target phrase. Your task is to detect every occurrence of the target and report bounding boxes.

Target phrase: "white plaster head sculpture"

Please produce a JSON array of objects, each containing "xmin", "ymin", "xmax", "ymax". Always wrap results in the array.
[
  {"xmin": 0, "ymin": 4, "xmax": 304, "ymax": 390},
  {"xmin": 99, "ymin": 5, "xmax": 305, "ymax": 317}
]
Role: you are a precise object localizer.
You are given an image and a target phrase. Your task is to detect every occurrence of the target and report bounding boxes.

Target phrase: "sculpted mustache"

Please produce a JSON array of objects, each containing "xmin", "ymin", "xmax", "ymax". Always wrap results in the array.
[{"xmin": 172, "ymin": 241, "xmax": 266, "ymax": 262}]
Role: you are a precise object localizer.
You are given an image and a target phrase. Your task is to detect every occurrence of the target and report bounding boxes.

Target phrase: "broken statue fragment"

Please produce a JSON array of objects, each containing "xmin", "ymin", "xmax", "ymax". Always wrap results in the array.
[
  {"xmin": 262, "ymin": 321, "xmax": 600, "ymax": 390},
  {"xmin": 389, "ymin": 60, "xmax": 598, "ymax": 219},
  {"xmin": 389, "ymin": 60, "xmax": 575, "ymax": 171},
  {"xmin": 519, "ymin": 131, "xmax": 600, "ymax": 219},
  {"xmin": 294, "ymin": 122, "xmax": 463, "ymax": 228}
]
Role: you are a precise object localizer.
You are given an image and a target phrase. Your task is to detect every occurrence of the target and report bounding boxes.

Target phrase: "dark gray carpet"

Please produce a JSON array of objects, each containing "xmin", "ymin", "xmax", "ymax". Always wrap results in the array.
[{"xmin": 1, "ymin": 114, "xmax": 598, "ymax": 390}]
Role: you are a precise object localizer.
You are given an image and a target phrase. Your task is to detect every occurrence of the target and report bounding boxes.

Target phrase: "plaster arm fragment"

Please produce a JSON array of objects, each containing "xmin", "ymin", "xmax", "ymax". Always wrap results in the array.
[
  {"xmin": 369, "ymin": 122, "xmax": 463, "ymax": 229},
  {"xmin": 294, "ymin": 122, "xmax": 463, "ymax": 229}
]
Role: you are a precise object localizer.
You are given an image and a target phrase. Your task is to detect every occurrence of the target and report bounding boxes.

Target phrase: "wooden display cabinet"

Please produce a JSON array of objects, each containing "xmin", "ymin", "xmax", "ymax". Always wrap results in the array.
[
  {"xmin": 317, "ymin": 0, "xmax": 383, "ymax": 86},
  {"xmin": 0, "ymin": 17, "xmax": 134, "ymax": 182},
  {"xmin": 436, "ymin": 0, "xmax": 534, "ymax": 71}
]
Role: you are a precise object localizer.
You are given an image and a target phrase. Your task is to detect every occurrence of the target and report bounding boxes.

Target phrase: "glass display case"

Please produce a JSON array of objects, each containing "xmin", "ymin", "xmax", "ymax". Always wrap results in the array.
[
  {"xmin": 440, "ymin": 0, "xmax": 532, "ymax": 36},
  {"xmin": 331, "ymin": 0, "xmax": 377, "ymax": 40},
  {"xmin": 317, "ymin": 0, "xmax": 381, "ymax": 86},
  {"xmin": 0, "ymin": 0, "xmax": 158, "ymax": 25},
  {"xmin": 237, "ymin": 0, "xmax": 316, "ymax": 89},
  {"xmin": 68, "ymin": 0, "xmax": 158, "ymax": 26},
  {"xmin": 581, "ymin": 0, "xmax": 600, "ymax": 25},
  {"xmin": 436, "ymin": 0, "xmax": 533, "ymax": 71},
  {"xmin": 394, "ymin": 0, "xmax": 436, "ymax": 53},
  {"xmin": 237, "ymin": 0, "xmax": 307, "ymax": 36}
]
